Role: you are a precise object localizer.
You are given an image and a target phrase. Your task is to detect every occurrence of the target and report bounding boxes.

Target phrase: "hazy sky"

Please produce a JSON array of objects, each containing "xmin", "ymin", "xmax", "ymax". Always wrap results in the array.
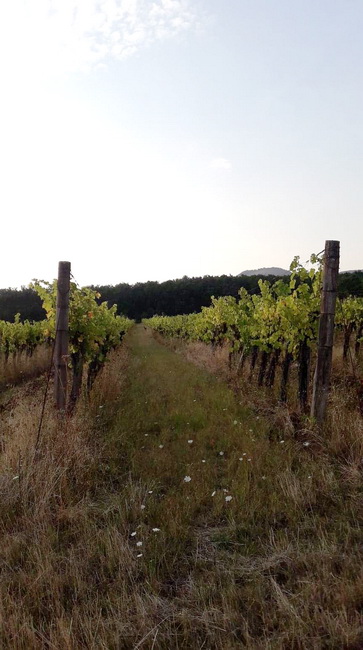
[{"xmin": 1, "ymin": 0, "xmax": 362, "ymax": 287}]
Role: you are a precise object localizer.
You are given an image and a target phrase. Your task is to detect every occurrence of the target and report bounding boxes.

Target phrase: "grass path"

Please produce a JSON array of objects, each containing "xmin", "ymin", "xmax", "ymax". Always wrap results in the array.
[
  {"xmin": 102, "ymin": 324, "xmax": 274, "ymax": 553},
  {"xmin": 110, "ymin": 324, "xmax": 265, "ymax": 494},
  {"xmin": 96, "ymin": 324, "xmax": 279, "ymax": 645}
]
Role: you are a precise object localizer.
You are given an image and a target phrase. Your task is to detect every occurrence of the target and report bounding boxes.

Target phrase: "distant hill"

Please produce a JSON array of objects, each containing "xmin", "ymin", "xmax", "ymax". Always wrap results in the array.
[{"xmin": 239, "ymin": 267, "xmax": 290, "ymax": 277}]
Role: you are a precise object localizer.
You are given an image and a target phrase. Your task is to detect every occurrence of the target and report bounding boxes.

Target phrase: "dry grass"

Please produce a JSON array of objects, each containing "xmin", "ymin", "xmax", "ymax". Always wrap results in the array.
[
  {"xmin": 0, "ymin": 346, "xmax": 131, "ymax": 648},
  {"xmin": 153, "ymin": 331, "xmax": 230, "ymax": 380},
  {"xmin": 0, "ymin": 327, "xmax": 363, "ymax": 648},
  {"xmin": 0, "ymin": 345, "xmax": 52, "ymax": 393},
  {"xmin": 163, "ymin": 332, "xmax": 363, "ymax": 415}
]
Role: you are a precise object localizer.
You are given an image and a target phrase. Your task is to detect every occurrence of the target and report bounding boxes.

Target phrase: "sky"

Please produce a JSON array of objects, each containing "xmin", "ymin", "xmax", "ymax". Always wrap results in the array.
[{"xmin": 0, "ymin": 0, "xmax": 362, "ymax": 288}]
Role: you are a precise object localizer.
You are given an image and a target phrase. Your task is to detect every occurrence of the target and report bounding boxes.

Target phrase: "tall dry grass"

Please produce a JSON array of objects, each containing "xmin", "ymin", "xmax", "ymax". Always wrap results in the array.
[
  {"xmin": 0, "ymin": 345, "xmax": 52, "ymax": 393},
  {"xmin": 0, "ymin": 346, "xmax": 133, "ymax": 648}
]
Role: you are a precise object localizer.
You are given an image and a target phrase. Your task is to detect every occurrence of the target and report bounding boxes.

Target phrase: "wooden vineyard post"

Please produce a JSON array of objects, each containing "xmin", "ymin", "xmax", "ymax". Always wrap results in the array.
[
  {"xmin": 311, "ymin": 241, "xmax": 340, "ymax": 423},
  {"xmin": 54, "ymin": 261, "xmax": 71, "ymax": 410}
]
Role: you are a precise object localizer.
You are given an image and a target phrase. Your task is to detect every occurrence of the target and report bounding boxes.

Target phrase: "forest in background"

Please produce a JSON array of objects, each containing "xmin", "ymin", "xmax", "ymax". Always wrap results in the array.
[{"xmin": 0, "ymin": 270, "xmax": 362, "ymax": 322}]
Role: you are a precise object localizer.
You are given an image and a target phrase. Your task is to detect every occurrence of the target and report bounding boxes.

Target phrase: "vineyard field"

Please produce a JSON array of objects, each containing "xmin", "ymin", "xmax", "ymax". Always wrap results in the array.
[{"xmin": 0, "ymin": 258, "xmax": 363, "ymax": 648}]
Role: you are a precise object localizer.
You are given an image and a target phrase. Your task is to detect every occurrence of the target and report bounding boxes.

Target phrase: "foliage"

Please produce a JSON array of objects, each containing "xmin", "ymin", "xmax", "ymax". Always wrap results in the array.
[
  {"xmin": 0, "ymin": 281, "xmax": 134, "ymax": 406},
  {"xmin": 0, "ymin": 315, "xmax": 47, "ymax": 358},
  {"xmin": 336, "ymin": 295, "xmax": 363, "ymax": 333},
  {"xmin": 144, "ymin": 255, "xmax": 324, "ymax": 361},
  {"xmin": 31, "ymin": 280, "xmax": 133, "ymax": 366}
]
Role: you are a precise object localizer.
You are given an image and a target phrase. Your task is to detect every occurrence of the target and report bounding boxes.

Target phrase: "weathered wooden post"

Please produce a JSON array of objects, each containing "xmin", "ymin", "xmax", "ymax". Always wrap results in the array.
[
  {"xmin": 311, "ymin": 241, "xmax": 340, "ymax": 423},
  {"xmin": 54, "ymin": 261, "xmax": 71, "ymax": 410}
]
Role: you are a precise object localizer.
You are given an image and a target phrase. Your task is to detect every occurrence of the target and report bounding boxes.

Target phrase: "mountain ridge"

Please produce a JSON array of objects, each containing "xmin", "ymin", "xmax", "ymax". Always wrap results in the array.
[{"xmin": 239, "ymin": 267, "xmax": 290, "ymax": 277}]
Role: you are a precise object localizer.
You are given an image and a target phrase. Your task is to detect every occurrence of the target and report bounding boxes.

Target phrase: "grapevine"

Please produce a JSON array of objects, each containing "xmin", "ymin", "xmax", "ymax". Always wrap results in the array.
[
  {"xmin": 0, "ymin": 281, "xmax": 133, "ymax": 408},
  {"xmin": 31, "ymin": 280, "xmax": 134, "ymax": 405}
]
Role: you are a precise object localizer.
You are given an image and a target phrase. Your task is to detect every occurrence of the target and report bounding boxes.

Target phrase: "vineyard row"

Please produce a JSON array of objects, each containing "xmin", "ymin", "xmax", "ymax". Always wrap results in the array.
[
  {"xmin": 0, "ymin": 279, "xmax": 134, "ymax": 409},
  {"xmin": 144, "ymin": 254, "xmax": 363, "ymax": 414}
]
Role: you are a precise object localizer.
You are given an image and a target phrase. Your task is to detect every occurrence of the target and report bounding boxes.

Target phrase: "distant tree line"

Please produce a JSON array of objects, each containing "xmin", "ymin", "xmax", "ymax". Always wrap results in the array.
[
  {"xmin": 0, "ymin": 288, "xmax": 45, "ymax": 322},
  {"xmin": 0, "ymin": 271, "xmax": 362, "ymax": 323}
]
